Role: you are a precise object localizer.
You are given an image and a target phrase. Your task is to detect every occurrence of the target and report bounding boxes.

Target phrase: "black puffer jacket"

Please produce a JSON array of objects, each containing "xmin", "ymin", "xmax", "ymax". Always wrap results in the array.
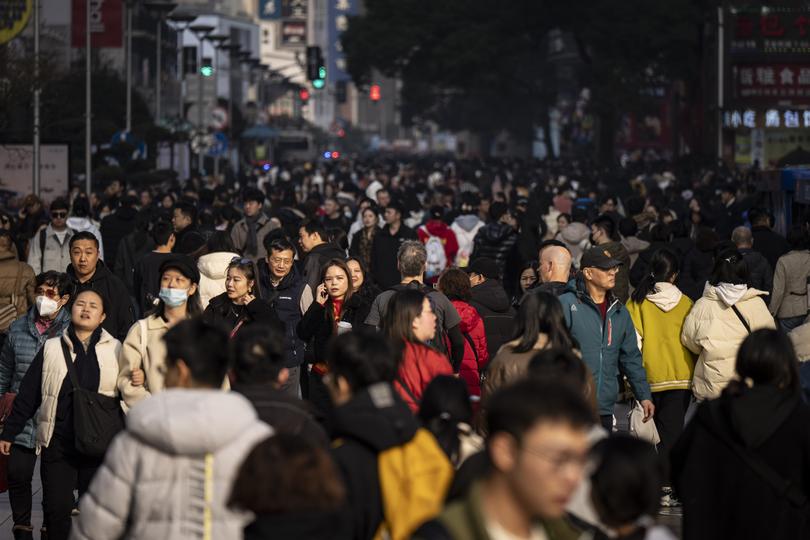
[
  {"xmin": 740, "ymin": 248, "xmax": 773, "ymax": 295},
  {"xmin": 202, "ymin": 292, "xmax": 283, "ymax": 337},
  {"xmin": 100, "ymin": 206, "xmax": 138, "ymax": 267},
  {"xmin": 469, "ymin": 279, "xmax": 515, "ymax": 359},
  {"xmin": 470, "ymin": 223, "xmax": 517, "ymax": 278},
  {"xmin": 296, "ymin": 293, "xmax": 372, "ymax": 363},
  {"xmin": 67, "ymin": 261, "xmax": 135, "ymax": 341}
]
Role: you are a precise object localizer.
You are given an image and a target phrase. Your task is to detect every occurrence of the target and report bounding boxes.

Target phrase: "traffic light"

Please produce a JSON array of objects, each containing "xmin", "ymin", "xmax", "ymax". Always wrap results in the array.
[
  {"xmin": 200, "ymin": 57, "xmax": 214, "ymax": 77},
  {"xmin": 299, "ymin": 88, "xmax": 310, "ymax": 104},
  {"xmin": 336, "ymin": 80, "xmax": 347, "ymax": 103},
  {"xmin": 306, "ymin": 46, "xmax": 326, "ymax": 89},
  {"xmin": 370, "ymin": 84, "xmax": 381, "ymax": 102}
]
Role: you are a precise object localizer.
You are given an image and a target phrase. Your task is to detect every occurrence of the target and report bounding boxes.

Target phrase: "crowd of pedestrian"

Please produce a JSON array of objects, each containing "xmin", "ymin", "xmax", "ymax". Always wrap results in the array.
[{"xmin": 0, "ymin": 155, "xmax": 805, "ymax": 539}]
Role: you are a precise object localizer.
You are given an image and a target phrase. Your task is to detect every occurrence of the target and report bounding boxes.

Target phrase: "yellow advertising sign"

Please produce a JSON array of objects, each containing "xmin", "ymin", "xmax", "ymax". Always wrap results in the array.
[{"xmin": 0, "ymin": 0, "xmax": 33, "ymax": 46}]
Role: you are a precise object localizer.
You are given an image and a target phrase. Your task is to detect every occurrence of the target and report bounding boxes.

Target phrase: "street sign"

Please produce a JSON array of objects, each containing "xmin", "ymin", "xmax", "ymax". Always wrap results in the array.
[
  {"xmin": 206, "ymin": 132, "xmax": 229, "ymax": 157},
  {"xmin": 210, "ymin": 107, "xmax": 229, "ymax": 130}
]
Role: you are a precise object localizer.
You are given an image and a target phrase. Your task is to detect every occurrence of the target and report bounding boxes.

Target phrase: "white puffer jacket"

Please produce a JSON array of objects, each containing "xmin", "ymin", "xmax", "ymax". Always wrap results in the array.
[
  {"xmin": 197, "ymin": 251, "xmax": 240, "ymax": 310},
  {"xmin": 72, "ymin": 389, "xmax": 272, "ymax": 540},
  {"xmin": 681, "ymin": 285, "xmax": 776, "ymax": 400}
]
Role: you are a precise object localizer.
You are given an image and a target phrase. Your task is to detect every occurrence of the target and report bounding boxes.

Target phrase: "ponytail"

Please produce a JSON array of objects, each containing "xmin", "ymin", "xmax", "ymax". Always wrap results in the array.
[{"xmin": 630, "ymin": 248, "xmax": 680, "ymax": 304}]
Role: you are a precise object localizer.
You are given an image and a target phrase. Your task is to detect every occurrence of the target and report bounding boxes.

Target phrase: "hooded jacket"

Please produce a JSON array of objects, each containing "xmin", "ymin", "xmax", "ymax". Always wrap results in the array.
[
  {"xmin": 626, "ymin": 283, "xmax": 696, "ymax": 392},
  {"xmin": 470, "ymin": 222, "xmax": 517, "ymax": 276},
  {"xmin": 450, "ymin": 215, "xmax": 484, "ymax": 268},
  {"xmin": 72, "ymin": 390, "xmax": 272, "ymax": 540},
  {"xmin": 196, "ymin": 251, "xmax": 241, "ymax": 310},
  {"xmin": 67, "ymin": 260, "xmax": 135, "ymax": 341},
  {"xmin": 100, "ymin": 206, "xmax": 138, "ymax": 267},
  {"xmin": 558, "ymin": 279, "xmax": 652, "ymax": 416},
  {"xmin": 0, "ymin": 306, "xmax": 70, "ymax": 448},
  {"xmin": 681, "ymin": 284, "xmax": 776, "ymax": 400},
  {"xmin": 672, "ymin": 387, "xmax": 810, "ymax": 540},
  {"xmin": 330, "ymin": 382, "xmax": 421, "ymax": 540},
  {"xmin": 450, "ymin": 300, "xmax": 489, "ymax": 397},
  {"xmin": 769, "ymin": 249, "xmax": 810, "ymax": 319},
  {"xmin": 66, "ymin": 216, "xmax": 104, "ymax": 261},
  {"xmin": 418, "ymin": 220, "xmax": 459, "ymax": 272},
  {"xmin": 559, "ymin": 222, "xmax": 591, "ymax": 267},
  {"xmin": 470, "ymin": 279, "xmax": 515, "ymax": 359}
]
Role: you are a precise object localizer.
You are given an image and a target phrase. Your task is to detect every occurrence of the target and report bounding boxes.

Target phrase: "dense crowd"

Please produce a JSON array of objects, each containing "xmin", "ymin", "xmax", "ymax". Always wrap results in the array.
[{"xmin": 0, "ymin": 156, "xmax": 807, "ymax": 539}]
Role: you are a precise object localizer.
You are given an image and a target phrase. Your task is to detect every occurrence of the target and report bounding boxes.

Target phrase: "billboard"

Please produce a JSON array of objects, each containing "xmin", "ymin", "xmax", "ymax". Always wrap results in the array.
[
  {"xmin": 71, "ymin": 0, "xmax": 122, "ymax": 48},
  {"xmin": 328, "ymin": 0, "xmax": 358, "ymax": 82},
  {"xmin": 0, "ymin": 145, "xmax": 70, "ymax": 203},
  {"xmin": 279, "ymin": 0, "xmax": 306, "ymax": 49}
]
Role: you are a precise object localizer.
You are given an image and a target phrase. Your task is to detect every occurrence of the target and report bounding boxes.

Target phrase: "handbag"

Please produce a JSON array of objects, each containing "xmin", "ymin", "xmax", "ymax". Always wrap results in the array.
[
  {"xmin": 628, "ymin": 400, "xmax": 661, "ymax": 446},
  {"xmin": 61, "ymin": 340, "xmax": 124, "ymax": 458},
  {"xmin": 0, "ymin": 266, "xmax": 23, "ymax": 332}
]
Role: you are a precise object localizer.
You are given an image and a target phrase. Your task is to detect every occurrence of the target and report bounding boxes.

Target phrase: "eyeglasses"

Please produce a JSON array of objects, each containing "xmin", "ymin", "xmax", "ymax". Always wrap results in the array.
[
  {"xmin": 35, "ymin": 289, "xmax": 61, "ymax": 299},
  {"xmin": 51, "ymin": 212, "xmax": 68, "ymax": 218}
]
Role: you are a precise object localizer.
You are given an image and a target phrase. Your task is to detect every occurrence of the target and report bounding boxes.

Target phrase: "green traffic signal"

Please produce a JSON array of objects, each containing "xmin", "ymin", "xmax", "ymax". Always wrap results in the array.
[
  {"xmin": 318, "ymin": 66, "xmax": 327, "ymax": 79},
  {"xmin": 312, "ymin": 78, "xmax": 325, "ymax": 89},
  {"xmin": 200, "ymin": 65, "xmax": 214, "ymax": 77}
]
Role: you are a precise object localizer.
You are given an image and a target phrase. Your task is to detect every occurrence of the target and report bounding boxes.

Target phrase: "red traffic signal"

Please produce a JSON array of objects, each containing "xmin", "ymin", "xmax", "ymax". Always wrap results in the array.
[
  {"xmin": 299, "ymin": 88, "xmax": 310, "ymax": 102},
  {"xmin": 370, "ymin": 84, "xmax": 381, "ymax": 102}
]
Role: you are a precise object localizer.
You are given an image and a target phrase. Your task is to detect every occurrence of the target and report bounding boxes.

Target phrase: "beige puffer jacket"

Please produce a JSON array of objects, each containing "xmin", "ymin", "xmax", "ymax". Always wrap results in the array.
[
  {"xmin": 117, "ymin": 315, "xmax": 170, "ymax": 409},
  {"xmin": 72, "ymin": 389, "xmax": 272, "ymax": 540},
  {"xmin": 770, "ymin": 250, "xmax": 810, "ymax": 319},
  {"xmin": 197, "ymin": 251, "xmax": 240, "ymax": 310},
  {"xmin": 682, "ymin": 285, "xmax": 776, "ymax": 400},
  {"xmin": 790, "ymin": 318, "xmax": 810, "ymax": 362}
]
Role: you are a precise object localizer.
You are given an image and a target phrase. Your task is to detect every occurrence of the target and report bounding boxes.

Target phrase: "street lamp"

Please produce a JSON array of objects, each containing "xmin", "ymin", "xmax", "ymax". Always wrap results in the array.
[
  {"xmin": 144, "ymin": 1, "xmax": 177, "ymax": 125},
  {"xmin": 223, "ymin": 44, "xmax": 242, "ymax": 140},
  {"xmin": 206, "ymin": 34, "xmax": 228, "ymax": 178},
  {"xmin": 189, "ymin": 24, "xmax": 215, "ymax": 173},
  {"xmin": 167, "ymin": 12, "xmax": 196, "ymax": 122},
  {"xmin": 124, "ymin": 0, "xmax": 136, "ymax": 133}
]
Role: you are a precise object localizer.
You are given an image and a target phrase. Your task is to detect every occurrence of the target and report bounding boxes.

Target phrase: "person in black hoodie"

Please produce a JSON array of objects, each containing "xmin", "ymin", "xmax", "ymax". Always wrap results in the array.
[
  {"xmin": 672, "ymin": 329, "xmax": 810, "ymax": 539},
  {"xmin": 257, "ymin": 237, "xmax": 313, "ymax": 397},
  {"xmin": 369, "ymin": 201, "xmax": 419, "ymax": 290},
  {"xmin": 231, "ymin": 324, "xmax": 328, "ymax": 446},
  {"xmin": 100, "ymin": 195, "xmax": 138, "ymax": 269},
  {"xmin": 326, "ymin": 331, "xmax": 449, "ymax": 540},
  {"xmin": 470, "ymin": 202, "xmax": 518, "ymax": 283},
  {"xmin": 229, "ymin": 433, "xmax": 349, "ymax": 540},
  {"xmin": 66, "ymin": 231, "xmax": 135, "ymax": 341},
  {"xmin": 298, "ymin": 220, "xmax": 346, "ymax": 292},
  {"xmin": 467, "ymin": 257, "xmax": 515, "ymax": 359}
]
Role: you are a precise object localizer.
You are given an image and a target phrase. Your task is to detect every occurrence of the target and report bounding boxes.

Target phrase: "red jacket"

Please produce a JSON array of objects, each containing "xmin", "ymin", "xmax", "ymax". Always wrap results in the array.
[
  {"xmin": 395, "ymin": 341, "xmax": 454, "ymax": 413},
  {"xmin": 417, "ymin": 220, "xmax": 459, "ymax": 268},
  {"xmin": 451, "ymin": 300, "xmax": 490, "ymax": 397}
]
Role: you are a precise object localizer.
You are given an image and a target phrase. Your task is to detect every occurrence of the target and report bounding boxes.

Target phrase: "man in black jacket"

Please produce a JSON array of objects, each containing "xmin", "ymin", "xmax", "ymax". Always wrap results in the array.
[
  {"xmin": 66, "ymin": 231, "xmax": 135, "ymax": 341},
  {"xmin": 750, "ymin": 208, "xmax": 791, "ymax": 269},
  {"xmin": 100, "ymin": 195, "xmax": 138, "ymax": 267},
  {"xmin": 370, "ymin": 201, "xmax": 418, "ymax": 289},
  {"xmin": 467, "ymin": 257, "xmax": 515, "ymax": 359},
  {"xmin": 257, "ymin": 237, "xmax": 314, "ymax": 397},
  {"xmin": 171, "ymin": 201, "xmax": 206, "ymax": 255},
  {"xmin": 298, "ymin": 219, "xmax": 345, "ymax": 292},
  {"xmin": 470, "ymin": 202, "xmax": 518, "ymax": 282},
  {"xmin": 733, "ymin": 226, "xmax": 773, "ymax": 294},
  {"xmin": 231, "ymin": 324, "xmax": 327, "ymax": 446}
]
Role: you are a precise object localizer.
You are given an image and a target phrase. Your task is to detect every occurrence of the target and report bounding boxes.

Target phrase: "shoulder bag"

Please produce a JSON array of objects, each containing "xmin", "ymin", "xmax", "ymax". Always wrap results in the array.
[{"xmin": 60, "ymin": 340, "xmax": 124, "ymax": 457}]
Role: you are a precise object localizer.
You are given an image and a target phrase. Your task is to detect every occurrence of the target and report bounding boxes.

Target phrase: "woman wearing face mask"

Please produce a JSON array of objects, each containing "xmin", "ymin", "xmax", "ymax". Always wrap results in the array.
[
  {"xmin": 681, "ymin": 248, "xmax": 776, "ymax": 421},
  {"xmin": 203, "ymin": 257, "xmax": 282, "ymax": 339},
  {"xmin": 297, "ymin": 259, "xmax": 367, "ymax": 415},
  {"xmin": 0, "ymin": 288, "xmax": 122, "ymax": 540},
  {"xmin": 0, "ymin": 271, "xmax": 71, "ymax": 540},
  {"xmin": 117, "ymin": 256, "xmax": 202, "ymax": 409}
]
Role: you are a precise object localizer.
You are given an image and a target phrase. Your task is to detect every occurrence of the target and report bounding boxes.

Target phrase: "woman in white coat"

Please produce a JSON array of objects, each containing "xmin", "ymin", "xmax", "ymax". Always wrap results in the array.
[
  {"xmin": 196, "ymin": 232, "xmax": 240, "ymax": 310},
  {"xmin": 681, "ymin": 249, "xmax": 776, "ymax": 419}
]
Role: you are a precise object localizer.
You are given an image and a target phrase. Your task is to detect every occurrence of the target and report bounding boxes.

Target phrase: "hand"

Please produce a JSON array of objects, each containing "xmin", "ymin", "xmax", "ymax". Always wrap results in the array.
[
  {"xmin": 640, "ymin": 399, "xmax": 655, "ymax": 422},
  {"xmin": 131, "ymin": 368, "xmax": 145, "ymax": 387},
  {"xmin": 315, "ymin": 284, "xmax": 328, "ymax": 306},
  {"xmin": 239, "ymin": 293, "xmax": 256, "ymax": 306},
  {"xmin": 0, "ymin": 441, "xmax": 11, "ymax": 456}
]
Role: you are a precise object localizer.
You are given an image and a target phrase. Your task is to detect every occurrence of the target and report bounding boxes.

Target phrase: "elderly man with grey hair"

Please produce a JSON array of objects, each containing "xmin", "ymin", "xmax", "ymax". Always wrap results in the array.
[
  {"xmin": 364, "ymin": 240, "xmax": 465, "ymax": 371},
  {"xmin": 732, "ymin": 225, "xmax": 773, "ymax": 294}
]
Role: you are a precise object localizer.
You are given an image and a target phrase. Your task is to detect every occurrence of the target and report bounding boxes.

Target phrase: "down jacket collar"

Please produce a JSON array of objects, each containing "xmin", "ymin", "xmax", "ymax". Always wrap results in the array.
[
  {"xmin": 703, "ymin": 283, "xmax": 767, "ymax": 307},
  {"xmin": 646, "ymin": 282, "xmax": 684, "ymax": 312},
  {"xmin": 126, "ymin": 389, "xmax": 261, "ymax": 455}
]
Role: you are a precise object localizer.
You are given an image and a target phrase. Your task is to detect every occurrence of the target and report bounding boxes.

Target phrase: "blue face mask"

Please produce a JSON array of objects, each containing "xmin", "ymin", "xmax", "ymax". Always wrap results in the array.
[{"xmin": 159, "ymin": 288, "xmax": 189, "ymax": 307}]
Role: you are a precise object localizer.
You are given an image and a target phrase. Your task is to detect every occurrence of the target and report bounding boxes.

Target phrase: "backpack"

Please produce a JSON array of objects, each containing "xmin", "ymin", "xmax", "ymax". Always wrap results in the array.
[
  {"xmin": 420, "ymin": 227, "xmax": 447, "ymax": 279},
  {"xmin": 376, "ymin": 428, "xmax": 454, "ymax": 540}
]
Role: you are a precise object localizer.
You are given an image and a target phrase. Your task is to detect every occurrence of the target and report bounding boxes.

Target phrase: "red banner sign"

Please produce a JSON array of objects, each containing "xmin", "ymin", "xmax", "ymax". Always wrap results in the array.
[{"xmin": 71, "ymin": 0, "xmax": 122, "ymax": 49}]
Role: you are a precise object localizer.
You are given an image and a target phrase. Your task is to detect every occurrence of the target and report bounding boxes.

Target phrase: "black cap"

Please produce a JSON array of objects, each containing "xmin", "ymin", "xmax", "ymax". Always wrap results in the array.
[
  {"xmin": 580, "ymin": 247, "xmax": 623, "ymax": 270},
  {"xmin": 386, "ymin": 200, "xmax": 406, "ymax": 215},
  {"xmin": 465, "ymin": 257, "xmax": 500, "ymax": 280},
  {"xmin": 159, "ymin": 255, "xmax": 200, "ymax": 284}
]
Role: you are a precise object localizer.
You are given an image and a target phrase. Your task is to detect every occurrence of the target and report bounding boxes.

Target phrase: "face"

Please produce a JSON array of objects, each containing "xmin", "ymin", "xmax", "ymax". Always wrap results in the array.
[
  {"xmin": 583, "ymin": 266, "xmax": 618, "ymax": 291},
  {"xmin": 384, "ymin": 208, "xmax": 400, "ymax": 225},
  {"xmin": 362, "ymin": 208, "xmax": 378, "ymax": 228},
  {"xmin": 243, "ymin": 200, "xmax": 262, "ymax": 217},
  {"xmin": 600, "ymin": 199, "xmax": 616, "ymax": 214},
  {"xmin": 71, "ymin": 291, "xmax": 106, "ymax": 332},
  {"xmin": 35, "ymin": 282, "xmax": 68, "ymax": 313},
  {"xmin": 70, "ymin": 239, "xmax": 99, "ymax": 278},
  {"xmin": 491, "ymin": 422, "xmax": 589, "ymax": 521},
  {"xmin": 140, "ymin": 191, "xmax": 152, "ymax": 208},
  {"xmin": 160, "ymin": 269, "xmax": 197, "ymax": 295},
  {"xmin": 51, "ymin": 208, "xmax": 68, "ymax": 228},
  {"xmin": 376, "ymin": 190, "xmax": 391, "ymax": 209},
  {"xmin": 162, "ymin": 195, "xmax": 174, "ymax": 209},
  {"xmin": 225, "ymin": 267, "xmax": 253, "ymax": 300},
  {"xmin": 557, "ymin": 216, "xmax": 569, "ymax": 230},
  {"xmin": 323, "ymin": 265, "xmax": 350, "ymax": 299},
  {"xmin": 347, "ymin": 260, "xmax": 364, "ymax": 290},
  {"xmin": 520, "ymin": 268, "xmax": 537, "ymax": 292},
  {"xmin": 267, "ymin": 248, "xmax": 294, "ymax": 280},
  {"xmin": 324, "ymin": 199, "xmax": 339, "ymax": 216},
  {"xmin": 590, "ymin": 225, "xmax": 605, "ymax": 245},
  {"xmin": 299, "ymin": 227, "xmax": 318, "ymax": 252},
  {"xmin": 412, "ymin": 297, "xmax": 437, "ymax": 342},
  {"xmin": 172, "ymin": 208, "xmax": 192, "ymax": 231}
]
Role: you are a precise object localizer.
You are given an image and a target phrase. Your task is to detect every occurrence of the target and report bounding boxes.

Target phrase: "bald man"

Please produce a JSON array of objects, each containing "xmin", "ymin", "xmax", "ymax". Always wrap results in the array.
[
  {"xmin": 535, "ymin": 244, "xmax": 572, "ymax": 297},
  {"xmin": 732, "ymin": 225, "xmax": 773, "ymax": 294}
]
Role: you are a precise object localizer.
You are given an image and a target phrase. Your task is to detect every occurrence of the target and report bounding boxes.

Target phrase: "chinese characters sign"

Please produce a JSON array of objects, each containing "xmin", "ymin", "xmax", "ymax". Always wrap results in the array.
[
  {"xmin": 279, "ymin": 0, "xmax": 306, "ymax": 48},
  {"xmin": 723, "ymin": 108, "xmax": 810, "ymax": 129},
  {"xmin": 328, "ymin": 0, "xmax": 358, "ymax": 82},
  {"xmin": 730, "ymin": 9, "xmax": 810, "ymax": 54},
  {"xmin": 258, "ymin": 0, "xmax": 281, "ymax": 20},
  {"xmin": 734, "ymin": 64, "xmax": 810, "ymax": 102}
]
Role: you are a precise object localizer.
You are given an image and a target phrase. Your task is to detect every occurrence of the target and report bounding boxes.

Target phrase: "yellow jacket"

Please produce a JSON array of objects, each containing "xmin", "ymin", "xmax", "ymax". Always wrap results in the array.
[{"xmin": 626, "ymin": 283, "xmax": 696, "ymax": 392}]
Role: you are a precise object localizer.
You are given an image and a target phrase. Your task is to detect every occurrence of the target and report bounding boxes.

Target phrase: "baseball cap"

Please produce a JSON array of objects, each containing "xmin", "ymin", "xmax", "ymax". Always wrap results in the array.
[
  {"xmin": 160, "ymin": 255, "xmax": 201, "ymax": 284},
  {"xmin": 580, "ymin": 247, "xmax": 623, "ymax": 271},
  {"xmin": 465, "ymin": 257, "xmax": 500, "ymax": 280}
]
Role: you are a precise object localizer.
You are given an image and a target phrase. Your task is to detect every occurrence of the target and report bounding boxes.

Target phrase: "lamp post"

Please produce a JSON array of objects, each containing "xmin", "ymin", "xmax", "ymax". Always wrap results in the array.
[
  {"xmin": 189, "ymin": 24, "xmax": 215, "ymax": 173},
  {"xmin": 33, "ymin": 0, "xmax": 40, "ymax": 196},
  {"xmin": 144, "ymin": 1, "xmax": 177, "ymax": 124},
  {"xmin": 206, "ymin": 34, "xmax": 228, "ymax": 178},
  {"xmin": 223, "ymin": 44, "xmax": 241, "ymax": 141},
  {"xmin": 124, "ymin": 0, "xmax": 136, "ymax": 133},
  {"xmin": 85, "ymin": 0, "xmax": 92, "ymax": 194},
  {"xmin": 167, "ymin": 12, "xmax": 196, "ymax": 122}
]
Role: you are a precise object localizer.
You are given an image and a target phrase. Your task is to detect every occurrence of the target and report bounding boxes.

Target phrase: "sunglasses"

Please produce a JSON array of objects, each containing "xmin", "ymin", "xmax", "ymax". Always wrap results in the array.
[{"xmin": 52, "ymin": 212, "xmax": 68, "ymax": 218}]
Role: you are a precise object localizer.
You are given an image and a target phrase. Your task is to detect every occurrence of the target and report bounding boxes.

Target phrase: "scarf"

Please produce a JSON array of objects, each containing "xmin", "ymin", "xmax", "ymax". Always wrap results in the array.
[
  {"xmin": 66, "ymin": 325, "xmax": 102, "ymax": 392},
  {"xmin": 244, "ymin": 214, "xmax": 262, "ymax": 257}
]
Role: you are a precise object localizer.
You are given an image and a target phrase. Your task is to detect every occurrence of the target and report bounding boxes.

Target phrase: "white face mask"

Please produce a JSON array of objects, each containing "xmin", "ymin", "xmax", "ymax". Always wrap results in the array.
[{"xmin": 36, "ymin": 295, "xmax": 59, "ymax": 317}]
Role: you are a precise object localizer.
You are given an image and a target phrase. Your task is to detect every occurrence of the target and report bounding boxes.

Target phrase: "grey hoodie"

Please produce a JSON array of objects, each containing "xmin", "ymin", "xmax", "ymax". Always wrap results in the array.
[{"xmin": 72, "ymin": 390, "xmax": 272, "ymax": 540}]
